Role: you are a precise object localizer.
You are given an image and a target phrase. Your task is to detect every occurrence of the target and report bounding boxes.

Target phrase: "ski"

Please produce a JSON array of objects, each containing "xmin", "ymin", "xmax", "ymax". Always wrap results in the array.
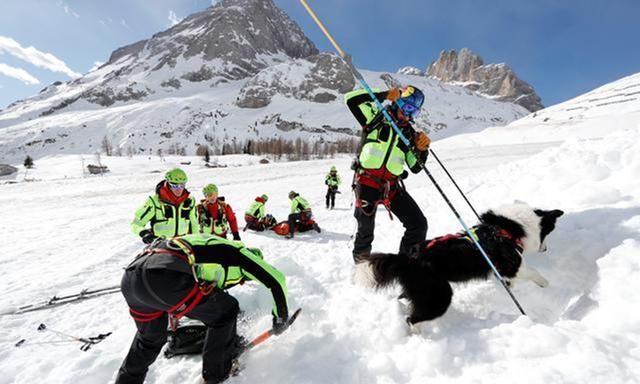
[{"xmin": 6, "ymin": 285, "xmax": 121, "ymax": 315}]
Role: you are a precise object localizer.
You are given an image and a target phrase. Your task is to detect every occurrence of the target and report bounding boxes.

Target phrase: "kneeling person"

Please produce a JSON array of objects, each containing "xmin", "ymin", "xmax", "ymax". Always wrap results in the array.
[
  {"xmin": 244, "ymin": 194, "xmax": 276, "ymax": 231},
  {"xmin": 198, "ymin": 184, "xmax": 241, "ymax": 241},
  {"xmin": 286, "ymin": 191, "xmax": 320, "ymax": 239}
]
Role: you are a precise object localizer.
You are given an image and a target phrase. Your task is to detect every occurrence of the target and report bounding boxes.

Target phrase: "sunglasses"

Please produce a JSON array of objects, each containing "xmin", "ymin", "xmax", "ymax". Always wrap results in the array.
[{"xmin": 168, "ymin": 182, "xmax": 186, "ymax": 189}]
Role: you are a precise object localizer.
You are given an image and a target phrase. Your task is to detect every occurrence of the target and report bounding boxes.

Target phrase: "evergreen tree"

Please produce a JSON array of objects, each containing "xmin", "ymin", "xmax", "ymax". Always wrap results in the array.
[{"xmin": 24, "ymin": 155, "xmax": 34, "ymax": 168}]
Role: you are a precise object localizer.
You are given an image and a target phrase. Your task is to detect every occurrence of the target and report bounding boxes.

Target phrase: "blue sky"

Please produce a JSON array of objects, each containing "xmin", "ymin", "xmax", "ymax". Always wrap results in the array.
[{"xmin": 1, "ymin": 0, "xmax": 639, "ymax": 109}]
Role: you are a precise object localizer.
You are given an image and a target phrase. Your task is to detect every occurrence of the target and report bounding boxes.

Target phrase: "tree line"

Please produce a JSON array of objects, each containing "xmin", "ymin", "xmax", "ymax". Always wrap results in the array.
[{"xmin": 102, "ymin": 136, "xmax": 360, "ymax": 161}]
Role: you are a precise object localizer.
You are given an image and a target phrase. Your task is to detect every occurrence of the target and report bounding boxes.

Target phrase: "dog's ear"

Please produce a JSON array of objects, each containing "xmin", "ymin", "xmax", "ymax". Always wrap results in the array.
[
  {"xmin": 549, "ymin": 209, "xmax": 564, "ymax": 218},
  {"xmin": 535, "ymin": 209, "xmax": 564, "ymax": 219}
]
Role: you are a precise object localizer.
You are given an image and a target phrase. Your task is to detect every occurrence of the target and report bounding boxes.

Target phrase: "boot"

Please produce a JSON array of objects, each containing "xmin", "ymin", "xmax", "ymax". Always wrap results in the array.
[{"xmin": 313, "ymin": 223, "xmax": 321, "ymax": 233}]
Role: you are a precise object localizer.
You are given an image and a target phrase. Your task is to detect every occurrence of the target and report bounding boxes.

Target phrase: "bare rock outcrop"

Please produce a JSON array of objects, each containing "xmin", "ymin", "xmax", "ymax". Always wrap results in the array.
[{"xmin": 427, "ymin": 48, "xmax": 543, "ymax": 111}]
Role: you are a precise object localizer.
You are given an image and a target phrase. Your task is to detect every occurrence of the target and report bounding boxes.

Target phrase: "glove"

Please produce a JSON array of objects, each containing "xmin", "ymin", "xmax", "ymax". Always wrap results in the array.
[
  {"xmin": 386, "ymin": 87, "xmax": 401, "ymax": 102},
  {"xmin": 232, "ymin": 232, "xmax": 241, "ymax": 241},
  {"xmin": 272, "ymin": 314, "xmax": 289, "ymax": 335},
  {"xmin": 414, "ymin": 131, "xmax": 431, "ymax": 151},
  {"xmin": 140, "ymin": 229, "xmax": 157, "ymax": 244}
]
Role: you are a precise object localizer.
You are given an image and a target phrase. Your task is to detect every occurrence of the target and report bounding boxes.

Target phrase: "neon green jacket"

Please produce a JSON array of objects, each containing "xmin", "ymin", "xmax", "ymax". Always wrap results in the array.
[
  {"xmin": 345, "ymin": 88, "xmax": 426, "ymax": 177},
  {"xmin": 290, "ymin": 195, "xmax": 311, "ymax": 214},
  {"xmin": 245, "ymin": 199, "xmax": 266, "ymax": 219},
  {"xmin": 131, "ymin": 182, "xmax": 198, "ymax": 238},
  {"xmin": 325, "ymin": 173, "xmax": 341, "ymax": 188},
  {"xmin": 170, "ymin": 234, "xmax": 288, "ymax": 319}
]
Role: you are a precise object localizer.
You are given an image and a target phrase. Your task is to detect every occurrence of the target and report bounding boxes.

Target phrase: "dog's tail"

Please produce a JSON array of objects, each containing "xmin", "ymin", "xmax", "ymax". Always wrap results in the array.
[{"xmin": 353, "ymin": 253, "xmax": 409, "ymax": 288}]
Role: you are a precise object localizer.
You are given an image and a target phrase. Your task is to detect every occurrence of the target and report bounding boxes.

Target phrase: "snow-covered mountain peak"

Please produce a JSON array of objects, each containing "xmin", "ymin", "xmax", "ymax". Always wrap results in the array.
[{"xmin": 0, "ymin": 2, "xmax": 531, "ymax": 163}]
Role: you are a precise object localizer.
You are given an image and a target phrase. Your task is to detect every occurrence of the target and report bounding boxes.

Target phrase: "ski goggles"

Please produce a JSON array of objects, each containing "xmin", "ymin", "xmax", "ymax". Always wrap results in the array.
[
  {"xmin": 168, "ymin": 182, "xmax": 186, "ymax": 189},
  {"xmin": 400, "ymin": 102, "xmax": 420, "ymax": 119}
]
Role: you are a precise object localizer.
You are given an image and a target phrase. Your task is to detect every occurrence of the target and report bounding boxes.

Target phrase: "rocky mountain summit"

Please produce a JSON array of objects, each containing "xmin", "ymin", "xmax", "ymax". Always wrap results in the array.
[{"xmin": 426, "ymin": 48, "xmax": 543, "ymax": 112}]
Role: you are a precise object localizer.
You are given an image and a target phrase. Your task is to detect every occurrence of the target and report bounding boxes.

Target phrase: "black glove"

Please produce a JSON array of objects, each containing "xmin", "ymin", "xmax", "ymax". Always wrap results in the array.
[
  {"xmin": 400, "ymin": 170, "xmax": 409, "ymax": 180},
  {"xmin": 232, "ymin": 232, "xmax": 241, "ymax": 241},
  {"xmin": 140, "ymin": 229, "xmax": 157, "ymax": 244},
  {"xmin": 272, "ymin": 314, "xmax": 289, "ymax": 335}
]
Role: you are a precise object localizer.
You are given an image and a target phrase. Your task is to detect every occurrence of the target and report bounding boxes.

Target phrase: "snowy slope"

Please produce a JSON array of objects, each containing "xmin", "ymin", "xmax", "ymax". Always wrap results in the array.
[
  {"xmin": 0, "ymin": 67, "xmax": 527, "ymax": 163},
  {"xmin": 1, "ymin": 73, "xmax": 639, "ymax": 383}
]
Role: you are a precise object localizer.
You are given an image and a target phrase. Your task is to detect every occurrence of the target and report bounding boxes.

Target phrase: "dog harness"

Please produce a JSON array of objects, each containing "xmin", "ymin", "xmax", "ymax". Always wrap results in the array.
[{"xmin": 425, "ymin": 226, "xmax": 523, "ymax": 251}]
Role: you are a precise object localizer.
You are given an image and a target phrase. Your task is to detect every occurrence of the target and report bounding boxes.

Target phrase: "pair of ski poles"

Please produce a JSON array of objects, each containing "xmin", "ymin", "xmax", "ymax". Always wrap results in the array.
[
  {"xmin": 300, "ymin": 0, "xmax": 526, "ymax": 316},
  {"xmin": 15, "ymin": 323, "xmax": 111, "ymax": 351}
]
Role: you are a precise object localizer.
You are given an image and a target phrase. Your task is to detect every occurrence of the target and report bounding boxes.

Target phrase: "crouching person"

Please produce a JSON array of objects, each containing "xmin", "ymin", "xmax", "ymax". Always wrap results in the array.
[{"xmin": 115, "ymin": 234, "xmax": 289, "ymax": 384}]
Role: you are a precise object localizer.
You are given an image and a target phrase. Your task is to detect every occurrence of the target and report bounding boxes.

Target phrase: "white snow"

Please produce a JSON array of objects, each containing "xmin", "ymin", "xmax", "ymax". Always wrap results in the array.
[{"xmin": 1, "ymin": 73, "xmax": 639, "ymax": 384}]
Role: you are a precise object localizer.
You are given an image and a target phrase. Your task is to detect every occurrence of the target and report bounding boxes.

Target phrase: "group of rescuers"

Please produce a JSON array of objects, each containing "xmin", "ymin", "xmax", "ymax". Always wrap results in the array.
[{"xmin": 116, "ymin": 85, "xmax": 430, "ymax": 384}]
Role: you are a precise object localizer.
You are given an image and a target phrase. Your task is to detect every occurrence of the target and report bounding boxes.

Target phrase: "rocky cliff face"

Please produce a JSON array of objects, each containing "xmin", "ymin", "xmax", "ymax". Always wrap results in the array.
[
  {"xmin": 237, "ymin": 53, "xmax": 355, "ymax": 108},
  {"xmin": 14, "ymin": 0, "xmax": 320, "ymax": 116},
  {"xmin": 105, "ymin": 0, "xmax": 318, "ymax": 82},
  {"xmin": 426, "ymin": 48, "xmax": 543, "ymax": 112}
]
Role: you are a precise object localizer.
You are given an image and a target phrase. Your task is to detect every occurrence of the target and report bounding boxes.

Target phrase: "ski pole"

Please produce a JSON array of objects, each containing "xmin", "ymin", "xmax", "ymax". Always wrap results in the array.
[
  {"xmin": 15, "ymin": 339, "xmax": 78, "ymax": 348},
  {"xmin": 429, "ymin": 148, "xmax": 481, "ymax": 220},
  {"xmin": 299, "ymin": 0, "xmax": 526, "ymax": 316},
  {"xmin": 37, "ymin": 323, "xmax": 112, "ymax": 351}
]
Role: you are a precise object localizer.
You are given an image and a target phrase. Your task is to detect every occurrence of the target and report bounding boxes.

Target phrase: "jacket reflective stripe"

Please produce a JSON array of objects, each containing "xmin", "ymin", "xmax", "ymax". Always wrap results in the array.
[{"xmin": 131, "ymin": 195, "xmax": 197, "ymax": 238}]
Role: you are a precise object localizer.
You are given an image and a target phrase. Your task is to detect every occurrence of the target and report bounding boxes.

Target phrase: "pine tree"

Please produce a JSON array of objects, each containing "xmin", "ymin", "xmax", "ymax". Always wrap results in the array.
[{"xmin": 24, "ymin": 155, "xmax": 34, "ymax": 169}]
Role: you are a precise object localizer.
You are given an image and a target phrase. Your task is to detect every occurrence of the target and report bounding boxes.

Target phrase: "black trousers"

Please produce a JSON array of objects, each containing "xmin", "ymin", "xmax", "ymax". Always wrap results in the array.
[
  {"xmin": 287, "ymin": 213, "xmax": 301, "ymax": 237},
  {"xmin": 245, "ymin": 219, "xmax": 265, "ymax": 232},
  {"xmin": 353, "ymin": 184, "xmax": 427, "ymax": 261},
  {"xmin": 325, "ymin": 187, "xmax": 337, "ymax": 208},
  {"xmin": 116, "ymin": 267, "xmax": 239, "ymax": 384}
]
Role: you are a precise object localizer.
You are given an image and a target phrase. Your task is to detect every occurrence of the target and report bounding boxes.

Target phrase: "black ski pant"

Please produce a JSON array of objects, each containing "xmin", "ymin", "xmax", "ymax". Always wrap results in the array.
[
  {"xmin": 116, "ymin": 266, "xmax": 239, "ymax": 384},
  {"xmin": 287, "ymin": 213, "xmax": 301, "ymax": 237},
  {"xmin": 325, "ymin": 187, "xmax": 337, "ymax": 208},
  {"xmin": 352, "ymin": 184, "xmax": 427, "ymax": 262}
]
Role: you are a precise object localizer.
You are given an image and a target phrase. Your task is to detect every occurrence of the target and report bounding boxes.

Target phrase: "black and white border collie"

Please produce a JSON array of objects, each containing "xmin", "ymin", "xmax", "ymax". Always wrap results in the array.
[{"xmin": 354, "ymin": 203, "xmax": 564, "ymax": 324}]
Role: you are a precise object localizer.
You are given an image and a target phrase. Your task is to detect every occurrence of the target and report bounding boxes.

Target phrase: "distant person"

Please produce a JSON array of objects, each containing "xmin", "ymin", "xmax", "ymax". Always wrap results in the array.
[
  {"xmin": 131, "ymin": 168, "xmax": 198, "ymax": 244},
  {"xmin": 345, "ymin": 86, "xmax": 430, "ymax": 262},
  {"xmin": 244, "ymin": 194, "xmax": 277, "ymax": 231},
  {"xmin": 115, "ymin": 234, "xmax": 290, "ymax": 384},
  {"xmin": 324, "ymin": 165, "xmax": 341, "ymax": 209},
  {"xmin": 286, "ymin": 190, "xmax": 320, "ymax": 239},
  {"xmin": 197, "ymin": 184, "xmax": 241, "ymax": 241}
]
